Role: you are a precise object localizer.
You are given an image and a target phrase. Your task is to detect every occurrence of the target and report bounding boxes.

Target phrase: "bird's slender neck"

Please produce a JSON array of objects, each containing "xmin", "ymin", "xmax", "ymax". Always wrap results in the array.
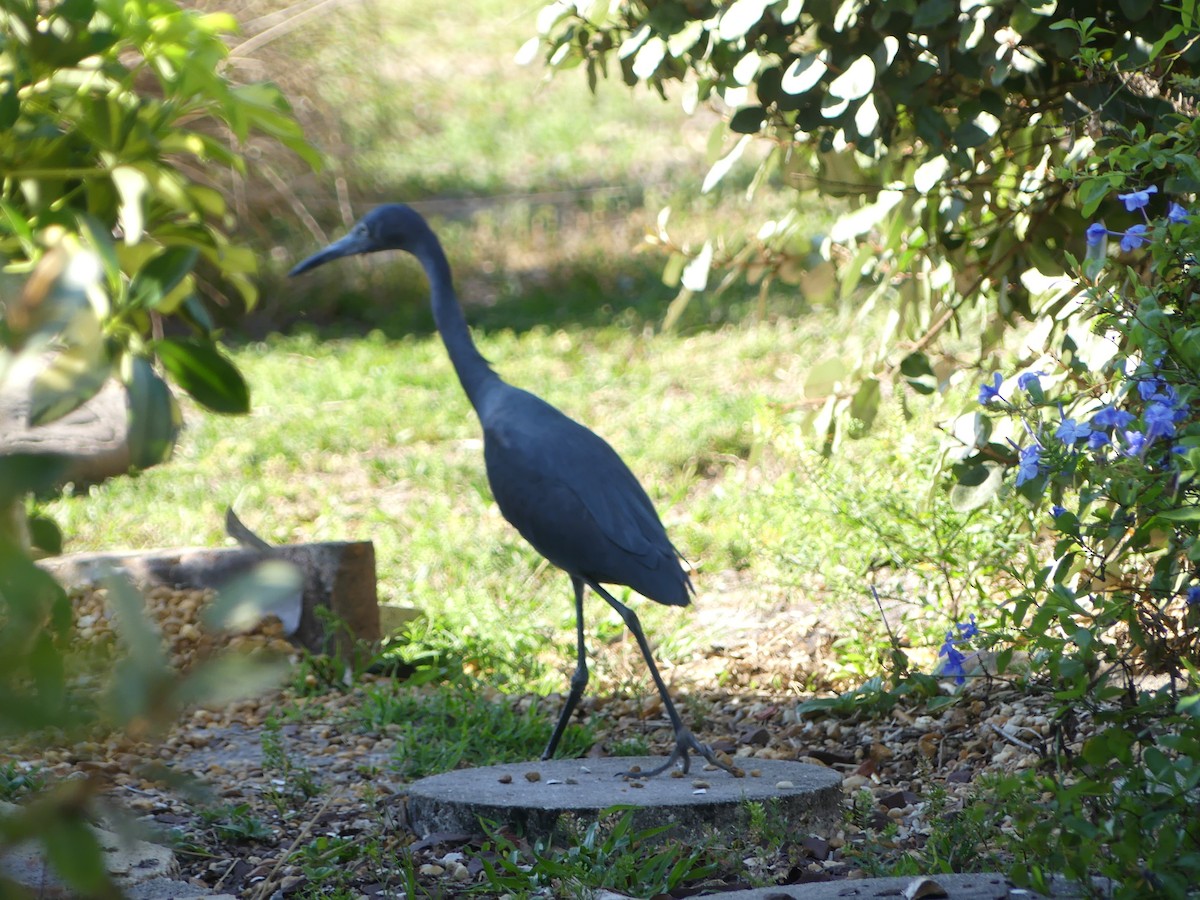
[{"xmin": 410, "ymin": 228, "xmax": 498, "ymax": 412}]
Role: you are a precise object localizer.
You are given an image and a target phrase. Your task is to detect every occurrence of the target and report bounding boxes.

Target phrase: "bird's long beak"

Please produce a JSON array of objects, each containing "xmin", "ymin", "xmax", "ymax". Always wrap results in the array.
[{"xmin": 288, "ymin": 232, "xmax": 371, "ymax": 277}]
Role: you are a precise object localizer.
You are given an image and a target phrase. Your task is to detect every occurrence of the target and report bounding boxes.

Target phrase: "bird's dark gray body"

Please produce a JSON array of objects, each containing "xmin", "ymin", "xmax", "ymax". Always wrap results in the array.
[
  {"xmin": 290, "ymin": 204, "xmax": 734, "ymax": 778},
  {"xmin": 480, "ymin": 383, "xmax": 691, "ymax": 607}
]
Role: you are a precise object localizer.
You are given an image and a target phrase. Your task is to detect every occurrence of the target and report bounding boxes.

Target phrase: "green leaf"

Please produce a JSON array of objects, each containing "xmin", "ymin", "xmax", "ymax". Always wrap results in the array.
[
  {"xmin": 0, "ymin": 454, "xmax": 69, "ymax": 506},
  {"xmin": 42, "ymin": 816, "xmax": 115, "ymax": 897},
  {"xmin": 28, "ymin": 514, "xmax": 63, "ymax": 555},
  {"xmin": 124, "ymin": 356, "xmax": 181, "ymax": 469},
  {"xmin": 912, "ymin": 0, "xmax": 954, "ymax": 29},
  {"xmin": 110, "ymin": 165, "xmax": 148, "ymax": 245},
  {"xmin": 1078, "ymin": 178, "xmax": 1113, "ymax": 217},
  {"xmin": 804, "ymin": 357, "xmax": 847, "ymax": 397},
  {"xmin": 848, "ymin": 377, "xmax": 881, "ymax": 433},
  {"xmin": 128, "ymin": 246, "xmax": 199, "ymax": 309},
  {"xmin": 781, "ymin": 52, "xmax": 827, "ymax": 94},
  {"xmin": 730, "ymin": 105, "xmax": 765, "ymax": 134},
  {"xmin": 203, "ymin": 560, "xmax": 303, "ymax": 632},
  {"xmin": 913, "ymin": 155, "xmax": 950, "ymax": 194},
  {"xmin": 899, "ymin": 351, "xmax": 937, "ymax": 394},
  {"xmin": 681, "ymin": 241, "xmax": 713, "ymax": 291},
  {"xmin": 717, "ymin": 0, "xmax": 770, "ymax": 41},
  {"xmin": 1153, "ymin": 507, "xmax": 1200, "ymax": 523},
  {"xmin": 155, "ymin": 338, "xmax": 250, "ymax": 414},
  {"xmin": 30, "ymin": 346, "xmax": 113, "ymax": 427},
  {"xmin": 828, "ymin": 55, "xmax": 875, "ymax": 101},
  {"xmin": 950, "ymin": 461, "xmax": 1004, "ymax": 511}
]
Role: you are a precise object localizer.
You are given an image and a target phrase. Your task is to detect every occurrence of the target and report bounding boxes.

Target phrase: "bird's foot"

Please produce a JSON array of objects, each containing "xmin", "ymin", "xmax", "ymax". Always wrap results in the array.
[{"xmin": 616, "ymin": 728, "xmax": 743, "ymax": 779}]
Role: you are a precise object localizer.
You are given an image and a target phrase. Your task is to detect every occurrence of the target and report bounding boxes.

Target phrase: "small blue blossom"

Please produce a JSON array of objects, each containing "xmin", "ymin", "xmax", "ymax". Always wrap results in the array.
[
  {"xmin": 1168, "ymin": 202, "xmax": 1191, "ymax": 224},
  {"xmin": 1087, "ymin": 430, "xmax": 1111, "ymax": 452},
  {"xmin": 1055, "ymin": 418, "xmax": 1092, "ymax": 444},
  {"xmin": 978, "ymin": 371, "xmax": 1004, "ymax": 405},
  {"xmin": 1092, "ymin": 405, "xmax": 1135, "ymax": 430},
  {"xmin": 1051, "ymin": 505, "xmax": 1067, "ymax": 518},
  {"xmin": 1118, "ymin": 185, "xmax": 1158, "ymax": 211},
  {"xmin": 1145, "ymin": 401, "xmax": 1178, "ymax": 441},
  {"xmin": 1085, "ymin": 222, "xmax": 1108, "ymax": 247},
  {"xmin": 955, "ymin": 614, "xmax": 978, "ymax": 640},
  {"xmin": 1120, "ymin": 224, "xmax": 1149, "ymax": 251},
  {"xmin": 1122, "ymin": 430, "xmax": 1148, "ymax": 457},
  {"xmin": 1138, "ymin": 377, "xmax": 1167, "ymax": 401},
  {"xmin": 939, "ymin": 632, "xmax": 967, "ymax": 685},
  {"xmin": 1188, "ymin": 585, "xmax": 1200, "ymax": 605},
  {"xmin": 1015, "ymin": 444, "xmax": 1043, "ymax": 486},
  {"xmin": 1017, "ymin": 371, "xmax": 1042, "ymax": 392}
]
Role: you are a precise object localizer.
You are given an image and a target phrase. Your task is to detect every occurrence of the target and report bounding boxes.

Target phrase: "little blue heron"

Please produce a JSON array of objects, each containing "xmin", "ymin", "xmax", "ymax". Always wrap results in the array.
[{"xmin": 290, "ymin": 204, "xmax": 736, "ymax": 778}]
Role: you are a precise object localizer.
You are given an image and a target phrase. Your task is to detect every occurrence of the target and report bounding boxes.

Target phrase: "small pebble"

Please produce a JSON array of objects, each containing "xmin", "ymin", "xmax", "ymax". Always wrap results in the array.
[
  {"xmin": 498, "ymin": 774, "xmax": 512, "ymax": 784},
  {"xmin": 524, "ymin": 771, "xmax": 540, "ymax": 783},
  {"xmin": 775, "ymin": 780, "xmax": 794, "ymax": 789}
]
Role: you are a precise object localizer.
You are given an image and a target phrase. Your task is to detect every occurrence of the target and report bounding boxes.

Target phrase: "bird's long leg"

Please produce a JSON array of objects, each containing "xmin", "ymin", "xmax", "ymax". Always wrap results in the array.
[
  {"xmin": 588, "ymin": 581, "xmax": 740, "ymax": 779},
  {"xmin": 542, "ymin": 575, "xmax": 589, "ymax": 760}
]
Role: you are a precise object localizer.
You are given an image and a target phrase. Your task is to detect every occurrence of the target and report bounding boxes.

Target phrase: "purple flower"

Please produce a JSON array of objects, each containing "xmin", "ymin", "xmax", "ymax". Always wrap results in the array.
[
  {"xmin": 1138, "ymin": 377, "xmax": 1166, "ymax": 401},
  {"xmin": 1017, "ymin": 371, "xmax": 1042, "ymax": 392},
  {"xmin": 1055, "ymin": 418, "xmax": 1092, "ymax": 444},
  {"xmin": 1016, "ymin": 444, "xmax": 1043, "ymax": 486},
  {"xmin": 1092, "ymin": 405, "xmax": 1135, "ymax": 430},
  {"xmin": 1168, "ymin": 202, "xmax": 1191, "ymax": 224},
  {"xmin": 1120, "ymin": 224, "xmax": 1149, "ymax": 251},
  {"xmin": 955, "ymin": 614, "xmax": 978, "ymax": 640},
  {"xmin": 978, "ymin": 371, "xmax": 1004, "ymax": 405},
  {"xmin": 939, "ymin": 632, "xmax": 967, "ymax": 685},
  {"xmin": 1188, "ymin": 585, "xmax": 1200, "ymax": 605},
  {"xmin": 1145, "ymin": 401, "xmax": 1178, "ymax": 441},
  {"xmin": 1122, "ymin": 430, "xmax": 1147, "ymax": 457},
  {"xmin": 1118, "ymin": 185, "xmax": 1158, "ymax": 211},
  {"xmin": 1085, "ymin": 222, "xmax": 1108, "ymax": 247},
  {"xmin": 1087, "ymin": 430, "xmax": 1111, "ymax": 451},
  {"xmin": 1051, "ymin": 504, "xmax": 1067, "ymax": 518}
]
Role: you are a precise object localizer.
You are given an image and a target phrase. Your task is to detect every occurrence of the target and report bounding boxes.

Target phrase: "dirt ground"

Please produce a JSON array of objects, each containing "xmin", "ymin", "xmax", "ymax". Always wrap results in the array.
[{"xmin": 4, "ymin": 584, "xmax": 1074, "ymax": 898}]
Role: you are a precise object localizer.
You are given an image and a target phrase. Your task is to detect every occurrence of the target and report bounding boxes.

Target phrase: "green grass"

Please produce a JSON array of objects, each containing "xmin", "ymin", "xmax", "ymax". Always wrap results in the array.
[
  {"xmin": 359, "ymin": 682, "xmax": 594, "ymax": 777},
  {"xmin": 287, "ymin": 0, "xmax": 714, "ymax": 198},
  {"xmin": 40, "ymin": 299, "xmax": 1019, "ymax": 695}
]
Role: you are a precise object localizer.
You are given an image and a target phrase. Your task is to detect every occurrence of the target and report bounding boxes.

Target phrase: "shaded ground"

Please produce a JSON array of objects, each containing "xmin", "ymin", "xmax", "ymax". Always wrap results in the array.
[{"xmin": 2, "ymin": 582, "xmax": 1074, "ymax": 898}]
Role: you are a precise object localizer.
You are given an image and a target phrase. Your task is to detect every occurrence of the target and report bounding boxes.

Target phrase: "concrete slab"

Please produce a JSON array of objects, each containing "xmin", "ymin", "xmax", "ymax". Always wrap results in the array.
[
  {"xmin": 0, "ymin": 801, "xmax": 178, "ymax": 897},
  {"xmin": 406, "ymin": 756, "xmax": 842, "ymax": 842},
  {"xmin": 701, "ymin": 872, "xmax": 1094, "ymax": 898}
]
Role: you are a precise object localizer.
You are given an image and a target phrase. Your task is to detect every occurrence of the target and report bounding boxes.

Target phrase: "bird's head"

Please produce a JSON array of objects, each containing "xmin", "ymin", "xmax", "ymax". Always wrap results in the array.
[{"xmin": 288, "ymin": 204, "xmax": 431, "ymax": 276}]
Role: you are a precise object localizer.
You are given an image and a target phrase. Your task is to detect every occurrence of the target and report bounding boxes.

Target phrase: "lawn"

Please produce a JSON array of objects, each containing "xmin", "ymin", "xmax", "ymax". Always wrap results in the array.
[{"xmin": 44, "ymin": 296, "xmax": 1004, "ymax": 695}]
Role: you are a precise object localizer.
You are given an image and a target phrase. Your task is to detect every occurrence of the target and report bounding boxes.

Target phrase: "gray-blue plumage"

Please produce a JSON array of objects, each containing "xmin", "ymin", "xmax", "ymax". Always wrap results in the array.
[{"xmin": 290, "ymin": 204, "xmax": 734, "ymax": 777}]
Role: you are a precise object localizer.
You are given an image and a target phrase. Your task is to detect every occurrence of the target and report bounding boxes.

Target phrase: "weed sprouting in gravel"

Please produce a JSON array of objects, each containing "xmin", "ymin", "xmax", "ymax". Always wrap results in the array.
[
  {"xmin": 473, "ymin": 807, "xmax": 723, "ymax": 897},
  {"xmin": 0, "ymin": 762, "xmax": 46, "ymax": 802},
  {"xmin": 608, "ymin": 737, "xmax": 651, "ymax": 757},
  {"xmin": 261, "ymin": 714, "xmax": 324, "ymax": 815},
  {"xmin": 197, "ymin": 803, "xmax": 275, "ymax": 844},
  {"xmin": 360, "ymin": 683, "xmax": 594, "ymax": 777}
]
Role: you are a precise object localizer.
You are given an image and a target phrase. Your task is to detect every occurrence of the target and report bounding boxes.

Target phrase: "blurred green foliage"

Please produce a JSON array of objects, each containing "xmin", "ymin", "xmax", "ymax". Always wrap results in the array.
[
  {"xmin": 0, "ymin": 1, "xmax": 314, "ymax": 893},
  {"xmin": 530, "ymin": 0, "xmax": 1199, "ymax": 446},
  {"xmin": 0, "ymin": 0, "xmax": 318, "ymax": 476}
]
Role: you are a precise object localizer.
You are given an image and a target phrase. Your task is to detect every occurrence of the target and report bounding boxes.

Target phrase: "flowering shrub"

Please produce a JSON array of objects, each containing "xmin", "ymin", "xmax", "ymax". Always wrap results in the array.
[
  {"xmin": 955, "ymin": 156, "xmax": 1200, "ymax": 892},
  {"xmin": 977, "ymin": 186, "xmax": 1200, "ymax": 687}
]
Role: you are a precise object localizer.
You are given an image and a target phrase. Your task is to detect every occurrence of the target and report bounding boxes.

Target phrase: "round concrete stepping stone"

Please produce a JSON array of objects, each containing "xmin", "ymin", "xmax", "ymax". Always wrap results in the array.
[{"xmin": 406, "ymin": 756, "xmax": 842, "ymax": 841}]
